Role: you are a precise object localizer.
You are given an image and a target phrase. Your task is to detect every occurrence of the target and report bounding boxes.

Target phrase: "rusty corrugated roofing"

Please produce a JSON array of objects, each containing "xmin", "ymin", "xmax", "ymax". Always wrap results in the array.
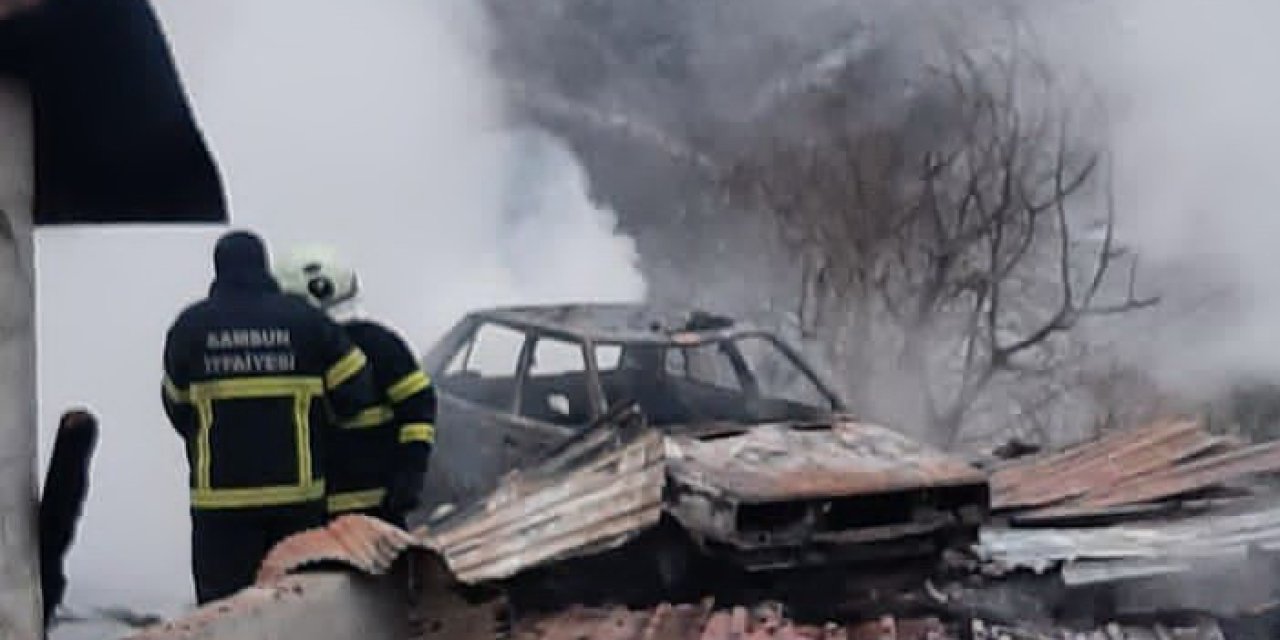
[
  {"xmin": 255, "ymin": 514, "xmax": 420, "ymax": 585},
  {"xmin": 989, "ymin": 416, "xmax": 1280, "ymax": 524},
  {"xmin": 424, "ymin": 424, "xmax": 667, "ymax": 584},
  {"xmin": 990, "ymin": 418, "xmax": 1224, "ymax": 511},
  {"xmin": 1066, "ymin": 437, "xmax": 1280, "ymax": 510},
  {"xmin": 986, "ymin": 417, "xmax": 1280, "ymax": 521},
  {"xmin": 668, "ymin": 421, "xmax": 986, "ymax": 502}
]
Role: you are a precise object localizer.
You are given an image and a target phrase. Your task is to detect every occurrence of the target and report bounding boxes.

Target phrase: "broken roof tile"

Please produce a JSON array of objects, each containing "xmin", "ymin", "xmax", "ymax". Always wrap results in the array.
[{"xmin": 255, "ymin": 514, "xmax": 419, "ymax": 585}]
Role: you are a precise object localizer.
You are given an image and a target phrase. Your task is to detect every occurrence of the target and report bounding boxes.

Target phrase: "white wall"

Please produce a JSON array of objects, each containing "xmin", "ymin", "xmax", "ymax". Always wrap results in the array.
[
  {"xmin": 35, "ymin": 226, "xmax": 225, "ymax": 613},
  {"xmin": 0, "ymin": 77, "xmax": 42, "ymax": 639}
]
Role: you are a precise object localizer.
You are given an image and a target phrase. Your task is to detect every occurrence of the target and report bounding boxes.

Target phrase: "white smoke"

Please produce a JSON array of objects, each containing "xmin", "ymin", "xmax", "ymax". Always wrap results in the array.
[
  {"xmin": 162, "ymin": 0, "xmax": 646, "ymax": 344},
  {"xmin": 1022, "ymin": 0, "xmax": 1280, "ymax": 395},
  {"xmin": 36, "ymin": 0, "xmax": 644, "ymax": 612}
]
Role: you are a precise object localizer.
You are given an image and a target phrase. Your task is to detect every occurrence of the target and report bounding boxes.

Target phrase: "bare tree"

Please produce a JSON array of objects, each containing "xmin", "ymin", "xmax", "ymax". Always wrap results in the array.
[{"xmin": 722, "ymin": 38, "xmax": 1158, "ymax": 447}]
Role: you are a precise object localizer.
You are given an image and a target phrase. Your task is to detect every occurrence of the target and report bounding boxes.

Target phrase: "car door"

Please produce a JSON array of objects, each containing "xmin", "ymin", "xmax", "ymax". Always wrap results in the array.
[
  {"xmin": 426, "ymin": 320, "xmax": 530, "ymax": 508},
  {"xmin": 500, "ymin": 334, "xmax": 597, "ymax": 470}
]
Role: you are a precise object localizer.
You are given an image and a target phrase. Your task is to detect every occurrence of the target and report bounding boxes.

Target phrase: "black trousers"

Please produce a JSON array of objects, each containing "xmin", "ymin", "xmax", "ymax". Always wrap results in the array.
[{"xmin": 190, "ymin": 506, "xmax": 325, "ymax": 604}]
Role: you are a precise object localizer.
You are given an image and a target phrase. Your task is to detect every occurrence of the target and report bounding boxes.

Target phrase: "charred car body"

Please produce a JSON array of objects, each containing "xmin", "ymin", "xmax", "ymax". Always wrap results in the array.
[{"xmin": 415, "ymin": 304, "xmax": 989, "ymax": 584}]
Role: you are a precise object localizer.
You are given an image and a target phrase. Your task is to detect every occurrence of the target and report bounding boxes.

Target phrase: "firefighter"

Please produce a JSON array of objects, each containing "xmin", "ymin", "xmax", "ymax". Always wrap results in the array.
[
  {"xmin": 161, "ymin": 230, "xmax": 376, "ymax": 604},
  {"xmin": 273, "ymin": 244, "xmax": 435, "ymax": 528}
]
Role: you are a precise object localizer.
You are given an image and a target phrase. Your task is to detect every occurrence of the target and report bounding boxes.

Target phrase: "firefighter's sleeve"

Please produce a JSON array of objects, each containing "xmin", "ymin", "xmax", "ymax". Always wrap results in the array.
[
  {"xmin": 318, "ymin": 318, "xmax": 376, "ymax": 423},
  {"xmin": 381, "ymin": 333, "xmax": 435, "ymax": 473},
  {"xmin": 161, "ymin": 325, "xmax": 195, "ymax": 440}
]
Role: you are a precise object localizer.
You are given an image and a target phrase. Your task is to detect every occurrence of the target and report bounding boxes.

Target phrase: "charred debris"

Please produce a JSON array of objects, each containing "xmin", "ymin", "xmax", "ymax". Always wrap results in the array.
[
  {"xmin": 413, "ymin": 413, "xmax": 1280, "ymax": 640},
  {"xmin": 124, "ymin": 414, "xmax": 1280, "ymax": 640},
  {"xmin": 129, "ymin": 307, "xmax": 1280, "ymax": 640}
]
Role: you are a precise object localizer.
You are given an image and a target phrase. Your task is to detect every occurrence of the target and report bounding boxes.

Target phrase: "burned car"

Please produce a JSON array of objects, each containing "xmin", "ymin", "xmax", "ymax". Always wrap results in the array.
[{"xmin": 415, "ymin": 304, "xmax": 989, "ymax": 579}]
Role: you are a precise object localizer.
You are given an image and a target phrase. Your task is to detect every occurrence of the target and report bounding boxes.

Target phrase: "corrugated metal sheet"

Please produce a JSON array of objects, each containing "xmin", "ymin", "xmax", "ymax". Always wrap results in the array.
[
  {"xmin": 1065, "ymin": 438, "xmax": 1280, "ymax": 510},
  {"xmin": 667, "ymin": 421, "xmax": 986, "ymax": 502},
  {"xmin": 990, "ymin": 416, "xmax": 1280, "ymax": 523},
  {"xmin": 990, "ymin": 419, "xmax": 1223, "ymax": 511},
  {"xmin": 423, "ymin": 425, "xmax": 667, "ymax": 584},
  {"xmin": 978, "ymin": 503, "xmax": 1280, "ymax": 585}
]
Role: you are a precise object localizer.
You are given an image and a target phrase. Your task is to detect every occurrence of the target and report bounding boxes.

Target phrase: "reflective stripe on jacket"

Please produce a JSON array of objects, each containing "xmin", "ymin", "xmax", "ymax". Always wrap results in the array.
[
  {"xmin": 325, "ymin": 319, "xmax": 436, "ymax": 514},
  {"xmin": 162, "ymin": 277, "xmax": 376, "ymax": 512}
]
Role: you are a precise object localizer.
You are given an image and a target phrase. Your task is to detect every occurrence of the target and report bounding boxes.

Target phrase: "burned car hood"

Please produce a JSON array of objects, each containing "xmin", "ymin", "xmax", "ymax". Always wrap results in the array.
[
  {"xmin": 664, "ymin": 419, "xmax": 987, "ymax": 503},
  {"xmin": 419, "ymin": 415, "xmax": 987, "ymax": 584}
]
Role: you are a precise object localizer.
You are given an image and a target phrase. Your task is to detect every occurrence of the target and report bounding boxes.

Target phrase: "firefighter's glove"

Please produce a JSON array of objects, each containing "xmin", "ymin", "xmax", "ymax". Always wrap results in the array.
[{"xmin": 384, "ymin": 469, "xmax": 424, "ymax": 516}]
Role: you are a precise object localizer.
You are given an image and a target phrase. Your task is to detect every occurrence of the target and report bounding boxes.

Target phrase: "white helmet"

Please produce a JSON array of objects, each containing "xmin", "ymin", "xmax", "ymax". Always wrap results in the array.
[{"xmin": 273, "ymin": 244, "xmax": 361, "ymax": 313}]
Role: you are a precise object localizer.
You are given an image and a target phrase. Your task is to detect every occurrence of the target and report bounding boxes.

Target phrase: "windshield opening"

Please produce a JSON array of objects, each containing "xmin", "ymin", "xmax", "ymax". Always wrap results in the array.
[{"xmin": 594, "ymin": 334, "xmax": 836, "ymax": 427}]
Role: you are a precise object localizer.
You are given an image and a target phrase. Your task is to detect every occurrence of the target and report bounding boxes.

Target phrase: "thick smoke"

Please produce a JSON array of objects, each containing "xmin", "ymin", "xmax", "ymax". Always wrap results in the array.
[
  {"xmin": 1107, "ymin": 0, "xmax": 1280, "ymax": 393},
  {"xmin": 671, "ymin": 0, "xmax": 1280, "ymax": 438},
  {"xmin": 161, "ymin": 0, "xmax": 646, "ymax": 343},
  {"xmin": 1019, "ymin": 0, "xmax": 1280, "ymax": 398},
  {"xmin": 36, "ymin": 0, "xmax": 643, "ymax": 612}
]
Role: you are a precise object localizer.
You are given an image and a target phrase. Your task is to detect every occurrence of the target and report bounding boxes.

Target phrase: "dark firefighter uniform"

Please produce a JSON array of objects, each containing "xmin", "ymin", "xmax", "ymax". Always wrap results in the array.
[
  {"xmin": 161, "ymin": 231, "xmax": 376, "ymax": 604},
  {"xmin": 327, "ymin": 319, "xmax": 435, "ymax": 527}
]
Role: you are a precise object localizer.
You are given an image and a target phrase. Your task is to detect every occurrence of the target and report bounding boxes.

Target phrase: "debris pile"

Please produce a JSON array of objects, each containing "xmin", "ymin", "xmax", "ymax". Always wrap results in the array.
[
  {"xmin": 127, "ymin": 418, "xmax": 1280, "ymax": 640},
  {"xmin": 972, "ymin": 418, "xmax": 1280, "ymax": 638},
  {"xmin": 481, "ymin": 601, "xmax": 1228, "ymax": 640}
]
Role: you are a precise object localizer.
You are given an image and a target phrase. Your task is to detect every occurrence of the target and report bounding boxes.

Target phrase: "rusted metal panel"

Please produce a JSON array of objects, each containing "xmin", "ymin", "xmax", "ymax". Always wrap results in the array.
[
  {"xmin": 990, "ymin": 419, "xmax": 1223, "ymax": 511},
  {"xmin": 989, "ymin": 420, "xmax": 1186, "ymax": 488},
  {"xmin": 1068, "ymin": 438, "xmax": 1280, "ymax": 510},
  {"xmin": 988, "ymin": 415, "xmax": 1280, "ymax": 523},
  {"xmin": 667, "ymin": 421, "xmax": 987, "ymax": 503},
  {"xmin": 420, "ymin": 416, "xmax": 986, "ymax": 580},
  {"xmin": 423, "ymin": 426, "xmax": 667, "ymax": 584},
  {"xmin": 979, "ymin": 503, "xmax": 1280, "ymax": 586}
]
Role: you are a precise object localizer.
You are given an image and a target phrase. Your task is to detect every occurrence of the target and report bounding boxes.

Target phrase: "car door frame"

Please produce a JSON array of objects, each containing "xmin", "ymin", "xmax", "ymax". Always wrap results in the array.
[
  {"xmin": 498, "ymin": 331, "xmax": 604, "ymax": 470},
  {"xmin": 422, "ymin": 316, "xmax": 532, "ymax": 505}
]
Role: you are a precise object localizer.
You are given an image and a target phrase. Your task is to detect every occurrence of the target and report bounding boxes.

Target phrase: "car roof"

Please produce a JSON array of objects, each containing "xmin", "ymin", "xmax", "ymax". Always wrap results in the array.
[{"xmin": 470, "ymin": 303, "xmax": 764, "ymax": 345}]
